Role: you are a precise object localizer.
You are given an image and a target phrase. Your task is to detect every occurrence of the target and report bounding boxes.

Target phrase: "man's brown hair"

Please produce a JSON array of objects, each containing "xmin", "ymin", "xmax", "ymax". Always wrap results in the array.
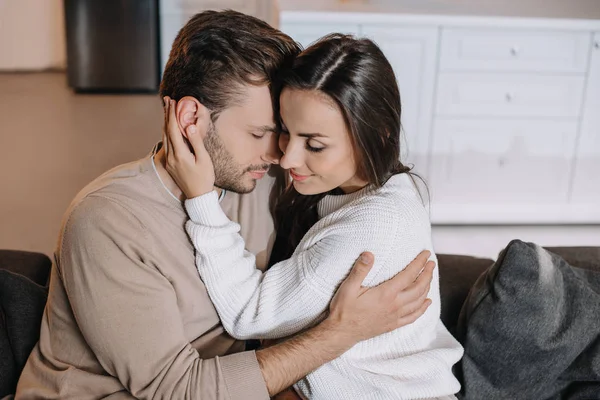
[{"xmin": 160, "ymin": 10, "xmax": 300, "ymax": 119}]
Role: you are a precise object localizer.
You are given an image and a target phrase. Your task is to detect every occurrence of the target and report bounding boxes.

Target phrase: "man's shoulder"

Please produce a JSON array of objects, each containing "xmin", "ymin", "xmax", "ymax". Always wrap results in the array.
[
  {"xmin": 73, "ymin": 156, "xmax": 155, "ymax": 207},
  {"xmin": 62, "ymin": 158, "xmax": 155, "ymax": 234}
]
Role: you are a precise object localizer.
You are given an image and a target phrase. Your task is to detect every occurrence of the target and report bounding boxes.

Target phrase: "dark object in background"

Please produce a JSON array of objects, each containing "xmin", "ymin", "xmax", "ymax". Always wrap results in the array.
[
  {"xmin": 64, "ymin": 0, "xmax": 160, "ymax": 93},
  {"xmin": 0, "ymin": 250, "xmax": 51, "ymax": 286},
  {"xmin": 0, "ymin": 250, "xmax": 51, "ymax": 398}
]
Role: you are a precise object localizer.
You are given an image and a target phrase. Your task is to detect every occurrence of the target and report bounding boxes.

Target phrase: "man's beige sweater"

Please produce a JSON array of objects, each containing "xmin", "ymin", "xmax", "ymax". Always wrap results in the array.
[{"xmin": 16, "ymin": 149, "xmax": 275, "ymax": 399}]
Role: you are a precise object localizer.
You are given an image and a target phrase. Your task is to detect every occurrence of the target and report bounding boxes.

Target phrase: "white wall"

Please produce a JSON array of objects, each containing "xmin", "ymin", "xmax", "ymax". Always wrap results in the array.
[{"xmin": 0, "ymin": 0, "xmax": 66, "ymax": 70}]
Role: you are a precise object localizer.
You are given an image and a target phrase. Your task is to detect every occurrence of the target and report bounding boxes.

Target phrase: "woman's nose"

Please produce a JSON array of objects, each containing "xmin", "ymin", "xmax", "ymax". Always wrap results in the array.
[{"xmin": 279, "ymin": 141, "xmax": 303, "ymax": 170}]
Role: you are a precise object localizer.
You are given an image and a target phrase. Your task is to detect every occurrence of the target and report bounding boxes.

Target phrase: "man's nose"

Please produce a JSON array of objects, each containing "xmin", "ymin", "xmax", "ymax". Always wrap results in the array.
[{"xmin": 261, "ymin": 134, "xmax": 282, "ymax": 165}]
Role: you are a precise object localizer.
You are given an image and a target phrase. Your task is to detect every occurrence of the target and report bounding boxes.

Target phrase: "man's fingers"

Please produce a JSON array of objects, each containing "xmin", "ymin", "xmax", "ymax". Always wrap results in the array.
[
  {"xmin": 398, "ymin": 280, "xmax": 430, "ymax": 315},
  {"xmin": 403, "ymin": 250, "xmax": 431, "ymax": 281},
  {"xmin": 400, "ymin": 261, "xmax": 434, "ymax": 300},
  {"xmin": 414, "ymin": 261, "xmax": 435, "ymax": 289},
  {"xmin": 342, "ymin": 252, "xmax": 375, "ymax": 293},
  {"xmin": 380, "ymin": 251, "xmax": 432, "ymax": 293},
  {"xmin": 397, "ymin": 298, "xmax": 431, "ymax": 327}
]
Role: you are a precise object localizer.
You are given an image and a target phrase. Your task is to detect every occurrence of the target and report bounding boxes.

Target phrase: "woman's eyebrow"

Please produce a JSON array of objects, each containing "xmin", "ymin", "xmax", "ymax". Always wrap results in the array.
[{"xmin": 298, "ymin": 132, "xmax": 326, "ymax": 138}]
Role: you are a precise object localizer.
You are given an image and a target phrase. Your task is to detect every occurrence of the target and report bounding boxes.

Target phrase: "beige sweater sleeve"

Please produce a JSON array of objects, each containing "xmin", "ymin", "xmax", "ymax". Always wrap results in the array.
[{"xmin": 58, "ymin": 195, "xmax": 269, "ymax": 400}]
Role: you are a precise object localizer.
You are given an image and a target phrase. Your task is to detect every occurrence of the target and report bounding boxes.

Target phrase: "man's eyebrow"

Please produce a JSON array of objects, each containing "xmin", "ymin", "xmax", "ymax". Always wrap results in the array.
[{"xmin": 249, "ymin": 125, "xmax": 277, "ymax": 133}]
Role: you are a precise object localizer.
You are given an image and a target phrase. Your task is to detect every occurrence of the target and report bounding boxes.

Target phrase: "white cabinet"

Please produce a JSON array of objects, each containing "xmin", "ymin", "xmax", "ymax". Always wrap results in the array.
[
  {"xmin": 430, "ymin": 119, "xmax": 578, "ymax": 204},
  {"xmin": 435, "ymin": 73, "xmax": 585, "ymax": 118},
  {"xmin": 280, "ymin": 11, "xmax": 600, "ymax": 224},
  {"xmin": 360, "ymin": 26, "xmax": 438, "ymax": 176},
  {"xmin": 572, "ymin": 33, "xmax": 600, "ymax": 204},
  {"xmin": 279, "ymin": 22, "xmax": 360, "ymax": 48},
  {"xmin": 431, "ymin": 26, "xmax": 593, "ymax": 222},
  {"xmin": 440, "ymin": 28, "xmax": 591, "ymax": 73}
]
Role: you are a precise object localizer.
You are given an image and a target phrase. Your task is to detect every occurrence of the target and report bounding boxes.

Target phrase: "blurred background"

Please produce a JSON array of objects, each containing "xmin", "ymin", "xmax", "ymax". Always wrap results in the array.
[{"xmin": 0, "ymin": 0, "xmax": 599, "ymax": 259}]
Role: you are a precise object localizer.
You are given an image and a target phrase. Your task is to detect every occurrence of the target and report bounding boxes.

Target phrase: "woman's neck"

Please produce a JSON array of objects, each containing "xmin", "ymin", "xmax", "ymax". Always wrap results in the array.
[{"xmin": 338, "ymin": 176, "xmax": 369, "ymax": 194}]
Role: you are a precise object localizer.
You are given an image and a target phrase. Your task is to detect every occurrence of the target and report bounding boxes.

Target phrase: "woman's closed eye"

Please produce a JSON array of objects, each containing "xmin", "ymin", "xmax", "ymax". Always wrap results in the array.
[
  {"xmin": 280, "ymin": 128, "xmax": 326, "ymax": 153},
  {"xmin": 306, "ymin": 140, "xmax": 325, "ymax": 153}
]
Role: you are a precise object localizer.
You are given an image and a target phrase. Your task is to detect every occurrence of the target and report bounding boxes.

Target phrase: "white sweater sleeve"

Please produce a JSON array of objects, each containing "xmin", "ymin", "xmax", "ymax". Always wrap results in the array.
[{"xmin": 184, "ymin": 191, "xmax": 397, "ymax": 340}]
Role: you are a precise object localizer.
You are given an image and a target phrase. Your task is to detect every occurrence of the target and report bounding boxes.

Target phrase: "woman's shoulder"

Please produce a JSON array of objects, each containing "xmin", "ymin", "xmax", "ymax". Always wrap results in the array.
[
  {"xmin": 316, "ymin": 174, "xmax": 428, "ymax": 234},
  {"xmin": 356, "ymin": 174, "xmax": 428, "ymax": 215}
]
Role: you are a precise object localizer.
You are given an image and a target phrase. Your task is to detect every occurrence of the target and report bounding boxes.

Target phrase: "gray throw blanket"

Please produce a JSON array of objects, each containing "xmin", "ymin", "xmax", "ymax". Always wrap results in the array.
[{"xmin": 457, "ymin": 240, "xmax": 600, "ymax": 400}]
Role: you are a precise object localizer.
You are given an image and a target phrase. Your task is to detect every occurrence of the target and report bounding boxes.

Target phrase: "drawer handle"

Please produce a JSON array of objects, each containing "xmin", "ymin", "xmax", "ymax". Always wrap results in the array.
[
  {"xmin": 505, "ymin": 92, "xmax": 514, "ymax": 102},
  {"xmin": 595, "ymin": 41, "xmax": 600, "ymax": 50},
  {"xmin": 510, "ymin": 46, "xmax": 520, "ymax": 56}
]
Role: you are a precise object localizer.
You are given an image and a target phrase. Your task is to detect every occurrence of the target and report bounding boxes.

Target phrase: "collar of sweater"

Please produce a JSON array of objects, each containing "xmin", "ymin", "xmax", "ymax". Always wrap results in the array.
[{"xmin": 317, "ymin": 174, "xmax": 409, "ymax": 218}]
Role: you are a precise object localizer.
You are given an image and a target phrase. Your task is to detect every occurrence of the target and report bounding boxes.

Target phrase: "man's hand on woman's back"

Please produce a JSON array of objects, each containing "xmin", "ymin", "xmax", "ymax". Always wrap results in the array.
[
  {"xmin": 327, "ymin": 250, "xmax": 434, "ymax": 346},
  {"xmin": 256, "ymin": 251, "xmax": 434, "ymax": 396}
]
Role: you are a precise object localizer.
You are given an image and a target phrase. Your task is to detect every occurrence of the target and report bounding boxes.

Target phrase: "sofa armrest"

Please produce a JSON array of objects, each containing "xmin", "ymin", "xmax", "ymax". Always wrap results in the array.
[
  {"xmin": 0, "ymin": 251, "xmax": 51, "ymax": 286},
  {"xmin": 437, "ymin": 254, "xmax": 494, "ymax": 336}
]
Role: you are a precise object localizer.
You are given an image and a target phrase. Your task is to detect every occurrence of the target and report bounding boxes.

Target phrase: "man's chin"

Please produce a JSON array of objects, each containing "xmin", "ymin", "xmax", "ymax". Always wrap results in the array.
[
  {"xmin": 240, "ymin": 177, "xmax": 258, "ymax": 194},
  {"xmin": 216, "ymin": 178, "xmax": 256, "ymax": 195}
]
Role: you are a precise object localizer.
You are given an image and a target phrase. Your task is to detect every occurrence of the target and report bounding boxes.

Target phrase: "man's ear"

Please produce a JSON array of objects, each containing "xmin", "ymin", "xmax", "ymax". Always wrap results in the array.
[{"xmin": 176, "ymin": 96, "xmax": 211, "ymax": 139}]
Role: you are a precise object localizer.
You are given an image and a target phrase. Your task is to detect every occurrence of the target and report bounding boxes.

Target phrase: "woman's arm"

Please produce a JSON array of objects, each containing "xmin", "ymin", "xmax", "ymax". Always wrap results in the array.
[{"xmin": 184, "ymin": 191, "xmax": 397, "ymax": 339}]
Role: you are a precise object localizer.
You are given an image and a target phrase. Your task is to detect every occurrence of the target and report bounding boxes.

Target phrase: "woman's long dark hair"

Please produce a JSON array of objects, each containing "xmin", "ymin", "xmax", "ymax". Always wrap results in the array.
[{"xmin": 268, "ymin": 34, "xmax": 415, "ymax": 267}]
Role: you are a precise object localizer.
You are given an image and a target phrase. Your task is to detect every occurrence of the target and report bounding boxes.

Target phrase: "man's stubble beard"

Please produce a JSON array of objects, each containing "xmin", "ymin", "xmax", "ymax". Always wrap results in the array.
[{"xmin": 204, "ymin": 123, "xmax": 268, "ymax": 194}]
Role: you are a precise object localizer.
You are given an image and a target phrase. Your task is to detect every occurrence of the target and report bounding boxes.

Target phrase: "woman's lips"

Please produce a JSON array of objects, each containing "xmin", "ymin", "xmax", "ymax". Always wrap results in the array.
[{"xmin": 290, "ymin": 170, "xmax": 311, "ymax": 182}]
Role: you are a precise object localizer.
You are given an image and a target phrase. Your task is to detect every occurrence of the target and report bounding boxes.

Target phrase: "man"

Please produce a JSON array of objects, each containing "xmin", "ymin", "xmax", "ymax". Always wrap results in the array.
[{"xmin": 16, "ymin": 10, "xmax": 434, "ymax": 399}]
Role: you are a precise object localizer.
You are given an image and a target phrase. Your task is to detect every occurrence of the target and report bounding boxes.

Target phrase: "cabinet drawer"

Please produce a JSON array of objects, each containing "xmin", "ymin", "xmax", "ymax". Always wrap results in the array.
[
  {"xmin": 429, "ymin": 119, "xmax": 578, "ymax": 204},
  {"xmin": 440, "ymin": 28, "xmax": 591, "ymax": 73},
  {"xmin": 436, "ymin": 73, "xmax": 585, "ymax": 118}
]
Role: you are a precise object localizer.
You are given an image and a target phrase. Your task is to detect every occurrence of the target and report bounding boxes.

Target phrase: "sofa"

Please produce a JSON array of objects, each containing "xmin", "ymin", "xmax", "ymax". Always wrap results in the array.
[
  {"xmin": 1, "ymin": 245, "xmax": 599, "ymax": 399},
  {"xmin": 0, "ymin": 250, "xmax": 51, "ymax": 398}
]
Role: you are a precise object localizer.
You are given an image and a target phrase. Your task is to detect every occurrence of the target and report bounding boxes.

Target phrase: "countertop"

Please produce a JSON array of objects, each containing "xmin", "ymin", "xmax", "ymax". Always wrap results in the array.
[{"xmin": 279, "ymin": 0, "xmax": 600, "ymax": 20}]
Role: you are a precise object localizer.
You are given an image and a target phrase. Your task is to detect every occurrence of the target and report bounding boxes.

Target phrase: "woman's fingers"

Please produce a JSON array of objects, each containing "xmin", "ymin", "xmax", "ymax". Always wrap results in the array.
[
  {"xmin": 166, "ymin": 99, "xmax": 189, "ymax": 160},
  {"xmin": 185, "ymin": 124, "xmax": 210, "ymax": 166},
  {"xmin": 162, "ymin": 97, "xmax": 169, "ymax": 154}
]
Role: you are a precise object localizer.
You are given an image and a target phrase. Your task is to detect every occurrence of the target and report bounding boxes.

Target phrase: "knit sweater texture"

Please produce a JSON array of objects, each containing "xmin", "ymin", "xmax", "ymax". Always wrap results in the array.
[{"xmin": 185, "ymin": 173, "xmax": 464, "ymax": 400}]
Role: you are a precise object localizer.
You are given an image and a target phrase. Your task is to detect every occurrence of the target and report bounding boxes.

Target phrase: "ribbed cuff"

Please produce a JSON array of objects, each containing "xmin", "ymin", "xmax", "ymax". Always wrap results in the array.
[
  {"xmin": 219, "ymin": 351, "xmax": 270, "ymax": 400},
  {"xmin": 184, "ymin": 191, "xmax": 231, "ymax": 227}
]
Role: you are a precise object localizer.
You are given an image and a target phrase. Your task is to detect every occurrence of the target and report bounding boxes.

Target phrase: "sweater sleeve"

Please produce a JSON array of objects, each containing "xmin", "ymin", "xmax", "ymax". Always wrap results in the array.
[
  {"xmin": 60, "ymin": 195, "xmax": 269, "ymax": 400},
  {"xmin": 185, "ymin": 192, "xmax": 397, "ymax": 340}
]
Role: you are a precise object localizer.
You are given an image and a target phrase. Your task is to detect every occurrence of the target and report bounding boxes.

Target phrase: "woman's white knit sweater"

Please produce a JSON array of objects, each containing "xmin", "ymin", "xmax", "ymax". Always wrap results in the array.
[{"xmin": 185, "ymin": 174, "xmax": 463, "ymax": 400}]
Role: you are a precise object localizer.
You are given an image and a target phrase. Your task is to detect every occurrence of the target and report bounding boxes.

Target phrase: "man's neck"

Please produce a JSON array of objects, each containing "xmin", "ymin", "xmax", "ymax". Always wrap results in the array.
[{"xmin": 154, "ymin": 147, "xmax": 222, "ymax": 201}]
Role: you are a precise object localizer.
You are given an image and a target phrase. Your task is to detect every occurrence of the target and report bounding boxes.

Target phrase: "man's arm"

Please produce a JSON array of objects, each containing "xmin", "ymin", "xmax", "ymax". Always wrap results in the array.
[
  {"xmin": 256, "ymin": 251, "xmax": 434, "ymax": 396},
  {"xmin": 60, "ymin": 197, "xmax": 269, "ymax": 400}
]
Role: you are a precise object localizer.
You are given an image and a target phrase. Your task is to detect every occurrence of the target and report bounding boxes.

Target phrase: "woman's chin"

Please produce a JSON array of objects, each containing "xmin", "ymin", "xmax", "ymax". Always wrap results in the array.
[{"xmin": 292, "ymin": 180, "xmax": 327, "ymax": 196}]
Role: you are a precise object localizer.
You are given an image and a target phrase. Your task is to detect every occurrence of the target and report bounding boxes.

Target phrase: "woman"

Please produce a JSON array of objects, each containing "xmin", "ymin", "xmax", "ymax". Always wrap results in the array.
[{"xmin": 165, "ymin": 34, "xmax": 463, "ymax": 399}]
